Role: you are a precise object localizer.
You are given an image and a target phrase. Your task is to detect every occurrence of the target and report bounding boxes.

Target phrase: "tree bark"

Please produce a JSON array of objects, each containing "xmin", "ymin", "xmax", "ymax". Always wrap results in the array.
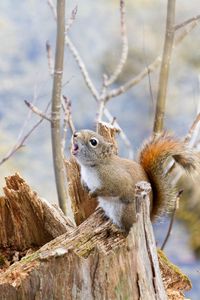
[{"xmin": 51, "ymin": 0, "xmax": 68, "ymax": 214}]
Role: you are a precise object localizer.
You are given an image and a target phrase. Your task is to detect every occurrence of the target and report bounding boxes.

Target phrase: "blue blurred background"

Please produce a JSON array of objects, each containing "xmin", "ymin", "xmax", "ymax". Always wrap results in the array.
[{"xmin": 0, "ymin": 0, "xmax": 199, "ymax": 298}]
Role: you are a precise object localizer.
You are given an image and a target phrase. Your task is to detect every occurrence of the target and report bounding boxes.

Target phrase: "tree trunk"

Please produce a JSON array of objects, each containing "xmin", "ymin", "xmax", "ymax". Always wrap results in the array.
[{"xmin": 0, "ymin": 174, "xmax": 191, "ymax": 300}]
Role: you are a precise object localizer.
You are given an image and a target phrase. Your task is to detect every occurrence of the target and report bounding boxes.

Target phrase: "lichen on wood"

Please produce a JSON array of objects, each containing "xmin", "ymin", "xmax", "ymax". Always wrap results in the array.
[{"xmin": 158, "ymin": 249, "xmax": 192, "ymax": 300}]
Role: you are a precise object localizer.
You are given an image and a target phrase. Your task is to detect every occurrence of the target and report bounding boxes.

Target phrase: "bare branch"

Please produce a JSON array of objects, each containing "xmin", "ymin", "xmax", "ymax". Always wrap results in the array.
[
  {"xmin": 17, "ymin": 84, "xmax": 39, "ymax": 141},
  {"xmin": 47, "ymin": 0, "xmax": 57, "ymax": 20},
  {"xmin": 51, "ymin": 0, "xmax": 67, "ymax": 214},
  {"xmin": 174, "ymin": 18, "xmax": 200, "ymax": 45},
  {"xmin": 185, "ymin": 113, "xmax": 200, "ymax": 147},
  {"xmin": 61, "ymin": 96, "xmax": 75, "ymax": 156},
  {"xmin": 153, "ymin": 0, "xmax": 176, "ymax": 135},
  {"xmin": 63, "ymin": 3, "xmax": 199, "ymax": 160},
  {"xmin": 65, "ymin": 6, "xmax": 78, "ymax": 33},
  {"xmin": 98, "ymin": 100, "xmax": 106, "ymax": 123},
  {"xmin": 62, "ymin": 96, "xmax": 75, "ymax": 134},
  {"xmin": 46, "ymin": 41, "xmax": 54, "ymax": 76},
  {"xmin": 97, "ymin": 74, "xmax": 108, "ymax": 122},
  {"xmin": 0, "ymin": 102, "xmax": 51, "ymax": 166},
  {"xmin": 65, "ymin": 34, "xmax": 134, "ymax": 159},
  {"xmin": 97, "ymin": 0, "xmax": 128, "ymax": 121},
  {"xmin": 0, "ymin": 123, "xmax": 39, "ymax": 166},
  {"xmin": 0, "ymin": 82, "xmax": 44, "ymax": 166},
  {"xmin": 161, "ymin": 190, "xmax": 182, "ymax": 250},
  {"xmin": 65, "ymin": 36, "xmax": 100, "ymax": 101},
  {"xmin": 174, "ymin": 14, "xmax": 200, "ymax": 31},
  {"xmin": 62, "ymin": 2, "xmax": 134, "ymax": 158},
  {"xmin": 167, "ymin": 110, "xmax": 200, "ymax": 176},
  {"xmin": 105, "ymin": 16, "xmax": 200, "ymax": 101},
  {"xmin": 24, "ymin": 100, "xmax": 52, "ymax": 122},
  {"xmin": 104, "ymin": 0, "xmax": 128, "ymax": 87},
  {"xmin": 105, "ymin": 56, "xmax": 162, "ymax": 101}
]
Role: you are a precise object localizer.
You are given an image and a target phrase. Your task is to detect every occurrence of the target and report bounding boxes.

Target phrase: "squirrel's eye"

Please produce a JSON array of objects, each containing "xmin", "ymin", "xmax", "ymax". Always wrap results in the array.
[{"xmin": 89, "ymin": 138, "xmax": 98, "ymax": 147}]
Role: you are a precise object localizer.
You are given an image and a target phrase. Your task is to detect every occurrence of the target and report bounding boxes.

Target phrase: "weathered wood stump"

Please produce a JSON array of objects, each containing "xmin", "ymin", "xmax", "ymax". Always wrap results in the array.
[{"xmin": 0, "ymin": 174, "xmax": 191, "ymax": 300}]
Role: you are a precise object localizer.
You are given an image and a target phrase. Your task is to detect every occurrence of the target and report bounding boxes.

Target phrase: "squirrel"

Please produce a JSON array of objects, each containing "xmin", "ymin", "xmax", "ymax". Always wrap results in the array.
[{"xmin": 71, "ymin": 129, "xmax": 198, "ymax": 232}]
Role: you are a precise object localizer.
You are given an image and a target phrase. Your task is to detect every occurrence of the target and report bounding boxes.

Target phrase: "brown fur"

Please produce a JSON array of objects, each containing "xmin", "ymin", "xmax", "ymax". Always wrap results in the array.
[
  {"xmin": 139, "ymin": 133, "xmax": 198, "ymax": 217},
  {"xmin": 72, "ymin": 130, "xmax": 198, "ymax": 231}
]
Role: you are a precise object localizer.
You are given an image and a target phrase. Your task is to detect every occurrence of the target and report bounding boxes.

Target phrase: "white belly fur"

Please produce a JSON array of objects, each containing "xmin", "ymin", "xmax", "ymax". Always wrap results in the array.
[
  {"xmin": 80, "ymin": 166, "xmax": 124, "ymax": 227},
  {"xmin": 80, "ymin": 165, "xmax": 101, "ymax": 191},
  {"xmin": 98, "ymin": 197, "xmax": 125, "ymax": 228}
]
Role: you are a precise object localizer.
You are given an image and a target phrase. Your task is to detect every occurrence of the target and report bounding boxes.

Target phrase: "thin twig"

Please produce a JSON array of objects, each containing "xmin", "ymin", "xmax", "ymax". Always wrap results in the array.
[
  {"xmin": 0, "ymin": 102, "xmax": 51, "ymax": 166},
  {"xmin": 51, "ymin": 0, "xmax": 67, "ymax": 214},
  {"xmin": 105, "ymin": 56, "xmax": 162, "ymax": 101},
  {"xmin": 62, "ymin": 96, "xmax": 75, "ymax": 134},
  {"xmin": 105, "ymin": 17, "xmax": 200, "ymax": 101},
  {"xmin": 47, "ymin": 0, "xmax": 57, "ymax": 20},
  {"xmin": 63, "ymin": 4, "xmax": 200, "ymax": 159},
  {"xmin": 104, "ymin": 0, "xmax": 128, "ymax": 87},
  {"xmin": 167, "ymin": 111, "xmax": 200, "ymax": 176},
  {"xmin": 185, "ymin": 113, "xmax": 200, "ymax": 147},
  {"xmin": 61, "ymin": 95, "xmax": 75, "ymax": 156},
  {"xmin": 0, "ymin": 82, "xmax": 41, "ymax": 166},
  {"xmin": 111, "ymin": 116, "xmax": 117, "ymax": 126},
  {"xmin": 98, "ymin": 74, "xmax": 107, "ymax": 122},
  {"xmin": 16, "ymin": 84, "xmax": 38, "ymax": 142},
  {"xmin": 153, "ymin": 0, "xmax": 176, "ymax": 135},
  {"xmin": 65, "ymin": 37, "xmax": 134, "ymax": 158},
  {"xmin": 65, "ymin": 6, "xmax": 78, "ymax": 33},
  {"xmin": 24, "ymin": 100, "xmax": 52, "ymax": 122},
  {"xmin": 65, "ymin": 37, "xmax": 100, "ymax": 101},
  {"xmin": 64, "ymin": 35, "xmax": 134, "ymax": 157},
  {"xmin": 98, "ymin": 100, "xmax": 106, "ymax": 123},
  {"xmin": 0, "ymin": 122, "xmax": 40, "ymax": 166},
  {"xmin": 98, "ymin": 0, "xmax": 128, "ymax": 121},
  {"xmin": 46, "ymin": 41, "xmax": 54, "ymax": 76},
  {"xmin": 161, "ymin": 190, "xmax": 183, "ymax": 250},
  {"xmin": 174, "ymin": 19, "xmax": 200, "ymax": 46},
  {"xmin": 174, "ymin": 14, "xmax": 200, "ymax": 31}
]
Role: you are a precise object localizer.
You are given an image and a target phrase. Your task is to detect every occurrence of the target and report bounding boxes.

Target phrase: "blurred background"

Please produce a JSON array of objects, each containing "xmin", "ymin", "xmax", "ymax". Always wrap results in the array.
[{"xmin": 0, "ymin": 0, "xmax": 199, "ymax": 298}]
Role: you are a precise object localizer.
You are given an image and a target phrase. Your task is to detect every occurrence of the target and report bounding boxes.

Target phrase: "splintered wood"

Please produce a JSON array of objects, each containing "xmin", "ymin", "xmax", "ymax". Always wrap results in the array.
[
  {"xmin": 0, "ymin": 174, "xmax": 191, "ymax": 299},
  {"xmin": 0, "ymin": 173, "xmax": 73, "ymax": 272},
  {"xmin": 96, "ymin": 121, "xmax": 120, "ymax": 155}
]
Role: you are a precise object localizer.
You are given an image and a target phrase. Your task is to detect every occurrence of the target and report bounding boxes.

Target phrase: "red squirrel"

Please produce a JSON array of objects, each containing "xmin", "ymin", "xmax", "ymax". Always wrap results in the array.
[{"xmin": 71, "ymin": 130, "xmax": 198, "ymax": 232}]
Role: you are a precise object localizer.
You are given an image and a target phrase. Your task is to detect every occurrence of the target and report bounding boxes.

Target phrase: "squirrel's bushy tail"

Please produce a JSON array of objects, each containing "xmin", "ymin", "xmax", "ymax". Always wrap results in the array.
[{"xmin": 139, "ymin": 133, "xmax": 198, "ymax": 218}]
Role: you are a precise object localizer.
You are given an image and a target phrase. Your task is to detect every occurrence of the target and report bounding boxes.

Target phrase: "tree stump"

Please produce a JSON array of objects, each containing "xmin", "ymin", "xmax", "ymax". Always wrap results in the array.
[{"xmin": 0, "ymin": 174, "xmax": 191, "ymax": 300}]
